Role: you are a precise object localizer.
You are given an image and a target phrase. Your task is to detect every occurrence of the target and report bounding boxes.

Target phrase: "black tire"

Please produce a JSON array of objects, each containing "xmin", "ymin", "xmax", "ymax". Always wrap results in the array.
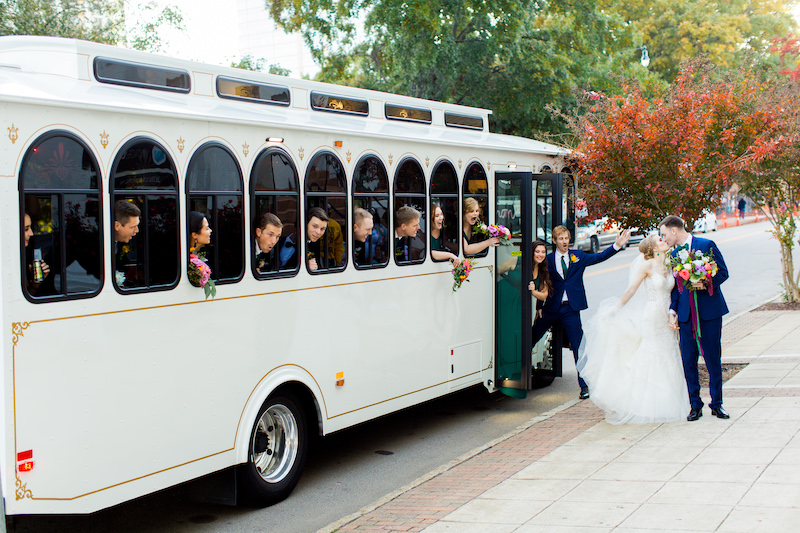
[
  {"xmin": 237, "ymin": 393, "xmax": 308, "ymax": 507},
  {"xmin": 532, "ymin": 372, "xmax": 555, "ymax": 389},
  {"xmin": 590, "ymin": 236, "xmax": 600, "ymax": 253}
]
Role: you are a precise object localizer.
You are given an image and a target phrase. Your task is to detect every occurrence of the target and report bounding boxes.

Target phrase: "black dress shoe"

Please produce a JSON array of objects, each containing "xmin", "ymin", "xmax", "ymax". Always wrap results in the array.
[
  {"xmin": 579, "ymin": 386, "xmax": 590, "ymax": 400},
  {"xmin": 687, "ymin": 407, "xmax": 702, "ymax": 421},
  {"xmin": 711, "ymin": 407, "xmax": 730, "ymax": 419}
]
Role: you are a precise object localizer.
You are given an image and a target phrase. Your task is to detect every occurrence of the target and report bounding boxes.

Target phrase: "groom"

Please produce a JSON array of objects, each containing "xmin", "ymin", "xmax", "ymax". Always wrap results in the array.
[
  {"xmin": 532, "ymin": 224, "xmax": 631, "ymax": 399},
  {"xmin": 660, "ymin": 215, "xmax": 730, "ymax": 421}
]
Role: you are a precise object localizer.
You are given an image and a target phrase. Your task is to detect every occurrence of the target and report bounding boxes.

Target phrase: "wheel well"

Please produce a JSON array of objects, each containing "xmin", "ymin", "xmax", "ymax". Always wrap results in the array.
[{"xmin": 269, "ymin": 382, "xmax": 322, "ymax": 437}]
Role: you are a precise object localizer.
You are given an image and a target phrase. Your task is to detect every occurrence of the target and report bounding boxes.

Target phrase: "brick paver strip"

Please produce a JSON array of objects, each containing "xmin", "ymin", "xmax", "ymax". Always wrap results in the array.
[
  {"xmin": 335, "ymin": 401, "xmax": 604, "ymax": 532},
  {"xmin": 325, "ymin": 309, "xmax": 799, "ymax": 532}
]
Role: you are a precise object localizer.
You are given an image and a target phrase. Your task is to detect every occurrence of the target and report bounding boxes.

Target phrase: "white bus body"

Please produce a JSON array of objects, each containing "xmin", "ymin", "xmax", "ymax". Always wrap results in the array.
[{"xmin": 0, "ymin": 36, "xmax": 568, "ymax": 515}]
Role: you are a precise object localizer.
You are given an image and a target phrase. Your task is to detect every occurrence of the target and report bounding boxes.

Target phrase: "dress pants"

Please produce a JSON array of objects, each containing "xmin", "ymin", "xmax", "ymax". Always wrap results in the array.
[
  {"xmin": 532, "ymin": 301, "xmax": 586, "ymax": 388},
  {"xmin": 678, "ymin": 317, "xmax": 723, "ymax": 409}
]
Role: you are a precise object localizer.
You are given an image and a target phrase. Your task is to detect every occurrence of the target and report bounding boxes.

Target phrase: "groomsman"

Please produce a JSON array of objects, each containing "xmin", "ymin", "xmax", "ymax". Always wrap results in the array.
[
  {"xmin": 532, "ymin": 225, "xmax": 631, "ymax": 399},
  {"xmin": 660, "ymin": 215, "xmax": 730, "ymax": 421}
]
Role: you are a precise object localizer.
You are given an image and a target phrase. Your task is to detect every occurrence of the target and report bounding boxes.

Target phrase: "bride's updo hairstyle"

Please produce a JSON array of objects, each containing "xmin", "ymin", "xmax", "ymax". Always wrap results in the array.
[{"xmin": 638, "ymin": 234, "xmax": 658, "ymax": 260}]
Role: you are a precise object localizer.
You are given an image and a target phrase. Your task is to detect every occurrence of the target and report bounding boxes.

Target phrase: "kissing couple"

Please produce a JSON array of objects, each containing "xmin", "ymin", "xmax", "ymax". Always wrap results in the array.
[{"xmin": 576, "ymin": 215, "xmax": 730, "ymax": 424}]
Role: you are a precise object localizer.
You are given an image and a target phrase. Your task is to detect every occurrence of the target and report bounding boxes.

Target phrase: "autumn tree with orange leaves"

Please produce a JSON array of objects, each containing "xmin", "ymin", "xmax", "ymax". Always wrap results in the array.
[
  {"xmin": 565, "ymin": 58, "xmax": 800, "ymax": 300},
  {"xmin": 564, "ymin": 60, "xmax": 786, "ymax": 232}
]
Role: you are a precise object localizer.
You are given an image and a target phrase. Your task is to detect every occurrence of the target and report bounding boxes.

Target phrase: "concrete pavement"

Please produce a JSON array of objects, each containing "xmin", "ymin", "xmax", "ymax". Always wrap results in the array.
[{"xmin": 322, "ymin": 304, "xmax": 800, "ymax": 533}]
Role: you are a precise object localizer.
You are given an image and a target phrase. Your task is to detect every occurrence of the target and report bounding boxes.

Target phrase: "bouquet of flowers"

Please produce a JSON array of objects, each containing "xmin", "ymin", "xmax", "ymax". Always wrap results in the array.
[
  {"xmin": 452, "ymin": 258, "xmax": 475, "ymax": 292},
  {"xmin": 188, "ymin": 250, "xmax": 216, "ymax": 300},
  {"xmin": 667, "ymin": 247, "xmax": 718, "ymax": 294},
  {"xmin": 667, "ymin": 246, "xmax": 718, "ymax": 358},
  {"xmin": 473, "ymin": 221, "xmax": 511, "ymax": 244}
]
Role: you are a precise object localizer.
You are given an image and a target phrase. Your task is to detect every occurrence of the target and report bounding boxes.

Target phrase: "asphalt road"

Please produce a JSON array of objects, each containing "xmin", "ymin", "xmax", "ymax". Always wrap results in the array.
[{"xmin": 12, "ymin": 221, "xmax": 781, "ymax": 533}]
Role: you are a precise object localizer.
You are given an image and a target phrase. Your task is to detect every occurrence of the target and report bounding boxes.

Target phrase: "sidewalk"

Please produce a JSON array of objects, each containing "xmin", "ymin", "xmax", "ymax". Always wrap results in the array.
[{"xmin": 321, "ymin": 306, "xmax": 800, "ymax": 533}]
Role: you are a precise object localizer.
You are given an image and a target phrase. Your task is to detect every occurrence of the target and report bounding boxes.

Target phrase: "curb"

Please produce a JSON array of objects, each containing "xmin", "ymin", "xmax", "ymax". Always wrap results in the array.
[
  {"xmin": 722, "ymin": 293, "xmax": 780, "ymax": 326},
  {"xmin": 316, "ymin": 397, "xmax": 584, "ymax": 533}
]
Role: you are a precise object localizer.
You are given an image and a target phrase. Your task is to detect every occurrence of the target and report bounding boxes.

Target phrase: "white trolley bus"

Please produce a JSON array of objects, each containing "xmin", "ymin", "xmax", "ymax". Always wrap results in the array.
[{"xmin": 0, "ymin": 36, "xmax": 576, "ymax": 517}]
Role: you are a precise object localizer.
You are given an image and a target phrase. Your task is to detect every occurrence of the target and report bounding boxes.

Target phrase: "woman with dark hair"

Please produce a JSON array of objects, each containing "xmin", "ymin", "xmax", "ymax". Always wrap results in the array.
[
  {"xmin": 528, "ymin": 239, "xmax": 552, "ymax": 320},
  {"xmin": 189, "ymin": 211, "xmax": 212, "ymax": 252},
  {"xmin": 430, "ymin": 203, "xmax": 461, "ymax": 266}
]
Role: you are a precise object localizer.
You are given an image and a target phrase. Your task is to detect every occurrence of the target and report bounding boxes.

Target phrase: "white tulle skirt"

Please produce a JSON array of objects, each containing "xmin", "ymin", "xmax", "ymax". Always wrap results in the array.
[{"xmin": 577, "ymin": 296, "xmax": 690, "ymax": 425}]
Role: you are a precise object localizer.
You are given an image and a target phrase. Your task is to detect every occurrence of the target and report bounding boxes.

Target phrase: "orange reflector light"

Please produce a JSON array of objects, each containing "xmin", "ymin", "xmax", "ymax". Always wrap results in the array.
[
  {"xmin": 17, "ymin": 450, "xmax": 32, "ymax": 461},
  {"xmin": 336, "ymin": 371, "xmax": 345, "ymax": 387},
  {"xmin": 334, "ymin": 140, "xmax": 343, "ymax": 148},
  {"xmin": 17, "ymin": 449, "xmax": 33, "ymax": 472}
]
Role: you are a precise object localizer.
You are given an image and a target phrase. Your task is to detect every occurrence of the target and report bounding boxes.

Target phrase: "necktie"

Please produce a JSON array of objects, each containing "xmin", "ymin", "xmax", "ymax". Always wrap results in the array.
[
  {"xmin": 561, "ymin": 255, "xmax": 569, "ymax": 277},
  {"xmin": 675, "ymin": 244, "xmax": 689, "ymax": 252}
]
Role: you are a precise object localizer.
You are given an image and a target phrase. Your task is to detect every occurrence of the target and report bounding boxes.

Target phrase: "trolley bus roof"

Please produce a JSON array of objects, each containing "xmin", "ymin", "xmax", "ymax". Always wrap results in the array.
[{"xmin": 0, "ymin": 36, "xmax": 569, "ymax": 157}]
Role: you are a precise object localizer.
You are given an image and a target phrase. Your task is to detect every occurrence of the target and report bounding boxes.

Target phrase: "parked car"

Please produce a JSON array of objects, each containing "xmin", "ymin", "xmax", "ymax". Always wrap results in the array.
[
  {"xmin": 628, "ymin": 227, "xmax": 657, "ymax": 245},
  {"xmin": 575, "ymin": 217, "xmax": 620, "ymax": 252},
  {"xmin": 692, "ymin": 210, "xmax": 718, "ymax": 233}
]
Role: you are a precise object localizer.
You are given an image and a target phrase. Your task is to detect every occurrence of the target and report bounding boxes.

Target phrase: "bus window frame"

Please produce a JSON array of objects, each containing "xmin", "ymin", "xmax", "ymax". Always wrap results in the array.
[
  {"xmin": 250, "ymin": 146, "xmax": 301, "ymax": 280},
  {"xmin": 185, "ymin": 141, "xmax": 245, "ymax": 285},
  {"xmin": 462, "ymin": 161, "xmax": 490, "ymax": 259},
  {"xmin": 351, "ymin": 153, "xmax": 390, "ymax": 270},
  {"xmin": 393, "ymin": 156, "xmax": 427, "ymax": 266},
  {"xmin": 304, "ymin": 150, "xmax": 348, "ymax": 275},
  {"xmin": 110, "ymin": 136, "xmax": 181, "ymax": 295},
  {"xmin": 429, "ymin": 158, "xmax": 460, "ymax": 263},
  {"xmin": 18, "ymin": 130, "xmax": 105, "ymax": 303}
]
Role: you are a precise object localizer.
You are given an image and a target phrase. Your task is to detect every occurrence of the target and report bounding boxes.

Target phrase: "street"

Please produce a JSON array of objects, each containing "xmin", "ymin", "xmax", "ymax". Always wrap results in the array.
[{"xmin": 12, "ymin": 221, "xmax": 781, "ymax": 533}]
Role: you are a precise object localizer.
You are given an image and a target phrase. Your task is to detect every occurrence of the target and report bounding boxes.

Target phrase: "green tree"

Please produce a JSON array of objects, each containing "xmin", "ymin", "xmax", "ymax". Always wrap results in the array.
[
  {"xmin": 266, "ymin": 0, "xmax": 654, "ymax": 137},
  {"xmin": 602, "ymin": 0, "xmax": 797, "ymax": 81},
  {"xmin": 0, "ymin": 0, "xmax": 184, "ymax": 52},
  {"xmin": 231, "ymin": 54, "xmax": 291, "ymax": 76}
]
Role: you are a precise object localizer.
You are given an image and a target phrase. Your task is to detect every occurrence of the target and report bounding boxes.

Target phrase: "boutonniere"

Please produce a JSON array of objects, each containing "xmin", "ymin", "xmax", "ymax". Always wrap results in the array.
[{"xmin": 570, "ymin": 254, "xmax": 579, "ymax": 263}]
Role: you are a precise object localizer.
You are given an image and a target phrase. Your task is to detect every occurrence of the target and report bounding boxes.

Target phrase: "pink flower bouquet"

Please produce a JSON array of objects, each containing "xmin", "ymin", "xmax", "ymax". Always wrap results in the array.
[
  {"xmin": 188, "ymin": 251, "xmax": 216, "ymax": 300},
  {"xmin": 473, "ymin": 221, "xmax": 511, "ymax": 244},
  {"xmin": 452, "ymin": 258, "xmax": 475, "ymax": 292}
]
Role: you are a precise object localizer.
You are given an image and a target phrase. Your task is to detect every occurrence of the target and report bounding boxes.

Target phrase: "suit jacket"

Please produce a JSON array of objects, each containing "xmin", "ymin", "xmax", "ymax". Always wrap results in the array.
[
  {"xmin": 542, "ymin": 245, "xmax": 620, "ymax": 312},
  {"xmin": 669, "ymin": 236, "xmax": 729, "ymax": 322}
]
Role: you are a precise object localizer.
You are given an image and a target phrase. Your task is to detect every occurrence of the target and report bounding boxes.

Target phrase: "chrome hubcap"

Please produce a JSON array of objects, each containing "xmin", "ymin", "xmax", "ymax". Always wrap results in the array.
[{"xmin": 251, "ymin": 403, "xmax": 298, "ymax": 483}]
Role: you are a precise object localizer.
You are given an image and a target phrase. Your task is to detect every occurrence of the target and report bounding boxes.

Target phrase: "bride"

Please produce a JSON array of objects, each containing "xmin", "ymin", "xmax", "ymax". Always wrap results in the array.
[{"xmin": 577, "ymin": 234, "xmax": 690, "ymax": 424}]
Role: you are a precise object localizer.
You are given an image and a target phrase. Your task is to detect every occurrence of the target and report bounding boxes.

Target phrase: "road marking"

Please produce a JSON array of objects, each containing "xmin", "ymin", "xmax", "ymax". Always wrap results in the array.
[{"xmin": 586, "ymin": 229, "xmax": 767, "ymax": 278}]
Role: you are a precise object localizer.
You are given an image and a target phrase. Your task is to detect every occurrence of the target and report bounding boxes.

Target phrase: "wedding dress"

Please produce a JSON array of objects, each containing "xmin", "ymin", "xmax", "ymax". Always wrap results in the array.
[{"xmin": 577, "ymin": 255, "xmax": 690, "ymax": 424}]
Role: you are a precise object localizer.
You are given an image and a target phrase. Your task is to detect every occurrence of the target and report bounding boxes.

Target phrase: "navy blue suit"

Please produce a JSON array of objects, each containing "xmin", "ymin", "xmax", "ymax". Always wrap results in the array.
[
  {"xmin": 670, "ymin": 236, "xmax": 729, "ymax": 410},
  {"xmin": 532, "ymin": 245, "xmax": 620, "ymax": 388}
]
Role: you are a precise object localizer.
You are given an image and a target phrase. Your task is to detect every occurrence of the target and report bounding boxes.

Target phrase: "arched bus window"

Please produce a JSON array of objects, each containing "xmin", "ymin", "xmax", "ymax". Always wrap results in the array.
[
  {"xmin": 251, "ymin": 148, "xmax": 300, "ymax": 277},
  {"xmin": 110, "ymin": 138, "xmax": 179, "ymax": 292},
  {"xmin": 462, "ymin": 162, "xmax": 489, "ymax": 258},
  {"xmin": 429, "ymin": 160, "xmax": 459, "ymax": 262},
  {"xmin": 393, "ymin": 158, "xmax": 426, "ymax": 265},
  {"xmin": 19, "ymin": 132, "xmax": 103, "ymax": 301},
  {"xmin": 352, "ymin": 155, "xmax": 389, "ymax": 269},
  {"xmin": 186, "ymin": 143, "xmax": 244, "ymax": 284},
  {"xmin": 304, "ymin": 152, "xmax": 347, "ymax": 274}
]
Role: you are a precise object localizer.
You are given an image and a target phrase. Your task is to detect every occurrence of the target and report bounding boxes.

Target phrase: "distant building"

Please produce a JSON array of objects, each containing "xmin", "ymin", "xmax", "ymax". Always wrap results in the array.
[{"xmin": 236, "ymin": 0, "xmax": 317, "ymax": 78}]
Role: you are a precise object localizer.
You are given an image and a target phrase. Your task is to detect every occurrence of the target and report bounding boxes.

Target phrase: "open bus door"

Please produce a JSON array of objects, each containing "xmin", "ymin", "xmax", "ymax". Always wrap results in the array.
[{"xmin": 494, "ymin": 172, "xmax": 576, "ymax": 397}]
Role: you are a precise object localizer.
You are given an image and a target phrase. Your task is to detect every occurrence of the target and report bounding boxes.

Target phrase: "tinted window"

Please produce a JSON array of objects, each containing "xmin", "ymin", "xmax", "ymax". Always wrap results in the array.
[
  {"xmin": 305, "ymin": 153, "xmax": 348, "ymax": 273},
  {"xmin": 187, "ymin": 144, "xmax": 245, "ymax": 283},
  {"xmin": 94, "ymin": 57, "xmax": 190, "ymax": 93},
  {"xmin": 111, "ymin": 139, "xmax": 179, "ymax": 292},
  {"xmin": 394, "ymin": 158, "xmax": 426, "ymax": 265},
  {"xmin": 310, "ymin": 92, "xmax": 368, "ymax": 115},
  {"xmin": 429, "ymin": 160, "xmax": 459, "ymax": 261},
  {"xmin": 251, "ymin": 148, "xmax": 300, "ymax": 277},
  {"xmin": 463, "ymin": 163, "xmax": 490, "ymax": 258},
  {"xmin": 352, "ymin": 155, "xmax": 389, "ymax": 268},
  {"xmin": 216, "ymin": 76, "xmax": 290, "ymax": 106},
  {"xmin": 20, "ymin": 133, "xmax": 103, "ymax": 302}
]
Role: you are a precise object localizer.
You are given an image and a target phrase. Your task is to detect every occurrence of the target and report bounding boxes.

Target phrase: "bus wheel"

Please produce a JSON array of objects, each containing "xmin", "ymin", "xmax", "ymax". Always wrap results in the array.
[{"xmin": 238, "ymin": 394, "xmax": 308, "ymax": 506}]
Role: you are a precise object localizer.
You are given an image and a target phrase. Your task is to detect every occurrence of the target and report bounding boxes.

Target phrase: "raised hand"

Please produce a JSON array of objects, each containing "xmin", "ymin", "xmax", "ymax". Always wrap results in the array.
[{"xmin": 615, "ymin": 228, "xmax": 632, "ymax": 248}]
